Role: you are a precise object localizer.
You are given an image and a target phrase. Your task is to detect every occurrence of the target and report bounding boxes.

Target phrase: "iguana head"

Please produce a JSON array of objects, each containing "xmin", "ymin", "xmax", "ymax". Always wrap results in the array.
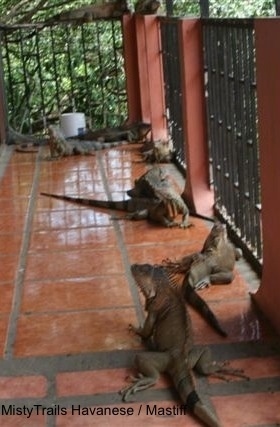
[
  {"xmin": 127, "ymin": 167, "xmax": 168, "ymax": 198},
  {"xmin": 131, "ymin": 263, "xmax": 159, "ymax": 299},
  {"xmin": 202, "ymin": 222, "xmax": 228, "ymax": 252}
]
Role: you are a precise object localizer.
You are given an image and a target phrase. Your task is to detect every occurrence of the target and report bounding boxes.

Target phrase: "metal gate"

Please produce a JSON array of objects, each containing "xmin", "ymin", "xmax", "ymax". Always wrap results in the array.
[
  {"xmin": 203, "ymin": 19, "xmax": 262, "ymax": 273},
  {"xmin": 160, "ymin": 17, "xmax": 186, "ymax": 170}
]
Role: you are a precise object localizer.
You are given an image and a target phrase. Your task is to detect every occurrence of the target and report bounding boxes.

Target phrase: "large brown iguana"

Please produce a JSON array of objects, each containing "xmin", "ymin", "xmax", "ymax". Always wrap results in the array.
[
  {"xmin": 47, "ymin": 126, "xmax": 133, "ymax": 159},
  {"xmin": 120, "ymin": 264, "xmax": 247, "ymax": 427},
  {"xmin": 126, "ymin": 166, "xmax": 191, "ymax": 228},
  {"xmin": 40, "ymin": 192, "xmax": 189, "ymax": 228},
  {"xmin": 163, "ymin": 222, "xmax": 242, "ymax": 289}
]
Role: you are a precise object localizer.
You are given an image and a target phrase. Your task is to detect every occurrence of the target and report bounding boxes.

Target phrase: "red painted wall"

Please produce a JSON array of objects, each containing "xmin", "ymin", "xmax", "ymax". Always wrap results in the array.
[{"xmin": 253, "ymin": 18, "xmax": 280, "ymax": 334}]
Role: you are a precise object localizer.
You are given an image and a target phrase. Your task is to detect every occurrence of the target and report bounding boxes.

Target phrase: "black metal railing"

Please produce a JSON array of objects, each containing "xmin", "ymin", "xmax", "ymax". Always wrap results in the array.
[
  {"xmin": 1, "ymin": 20, "xmax": 127, "ymax": 133},
  {"xmin": 203, "ymin": 19, "xmax": 262, "ymax": 273},
  {"xmin": 160, "ymin": 17, "xmax": 186, "ymax": 170}
]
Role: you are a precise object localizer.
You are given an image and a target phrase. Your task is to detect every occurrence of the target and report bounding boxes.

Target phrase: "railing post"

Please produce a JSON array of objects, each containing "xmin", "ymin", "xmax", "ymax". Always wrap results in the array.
[
  {"xmin": 125, "ymin": 14, "xmax": 167, "ymax": 139},
  {"xmin": 253, "ymin": 18, "xmax": 280, "ymax": 334},
  {"xmin": 0, "ymin": 31, "xmax": 8, "ymax": 146},
  {"xmin": 122, "ymin": 14, "xmax": 142, "ymax": 123},
  {"xmin": 178, "ymin": 19, "xmax": 214, "ymax": 216}
]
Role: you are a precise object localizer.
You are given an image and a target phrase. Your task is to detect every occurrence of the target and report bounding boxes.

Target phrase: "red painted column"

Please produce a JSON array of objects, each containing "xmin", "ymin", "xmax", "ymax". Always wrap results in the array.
[
  {"xmin": 253, "ymin": 19, "xmax": 280, "ymax": 334},
  {"xmin": 178, "ymin": 19, "xmax": 214, "ymax": 217},
  {"xmin": 134, "ymin": 15, "xmax": 167, "ymax": 139},
  {"xmin": 122, "ymin": 14, "xmax": 142, "ymax": 123},
  {"xmin": 134, "ymin": 15, "xmax": 151, "ymax": 123}
]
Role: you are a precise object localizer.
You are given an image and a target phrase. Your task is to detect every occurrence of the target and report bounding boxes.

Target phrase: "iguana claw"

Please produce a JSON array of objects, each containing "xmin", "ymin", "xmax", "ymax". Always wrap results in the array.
[{"xmin": 120, "ymin": 375, "xmax": 157, "ymax": 402}]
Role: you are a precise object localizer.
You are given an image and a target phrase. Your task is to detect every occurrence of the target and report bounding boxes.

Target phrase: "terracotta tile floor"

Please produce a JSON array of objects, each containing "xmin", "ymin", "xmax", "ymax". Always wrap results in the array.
[{"xmin": 0, "ymin": 144, "xmax": 280, "ymax": 427}]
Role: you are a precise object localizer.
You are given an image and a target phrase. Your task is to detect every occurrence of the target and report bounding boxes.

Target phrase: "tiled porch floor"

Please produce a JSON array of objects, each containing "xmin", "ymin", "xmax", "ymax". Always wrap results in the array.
[{"xmin": 0, "ymin": 143, "xmax": 279, "ymax": 427}]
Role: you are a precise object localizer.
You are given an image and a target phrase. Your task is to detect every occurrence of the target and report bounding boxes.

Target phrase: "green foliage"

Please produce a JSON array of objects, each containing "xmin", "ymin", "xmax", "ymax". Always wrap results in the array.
[
  {"xmin": 209, "ymin": 0, "xmax": 275, "ymax": 17},
  {"xmin": 162, "ymin": 0, "xmax": 275, "ymax": 17},
  {"xmin": 2, "ymin": 20, "xmax": 128, "ymax": 131},
  {"xmin": 0, "ymin": 0, "xmax": 277, "ymax": 132}
]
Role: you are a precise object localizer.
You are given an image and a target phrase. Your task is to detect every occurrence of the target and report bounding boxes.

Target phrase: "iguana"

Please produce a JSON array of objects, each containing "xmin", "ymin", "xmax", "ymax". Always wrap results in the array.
[
  {"xmin": 135, "ymin": 0, "xmax": 161, "ymax": 14},
  {"xmin": 126, "ymin": 166, "xmax": 191, "ymax": 228},
  {"xmin": 47, "ymin": 126, "xmax": 132, "ymax": 159},
  {"xmin": 7, "ymin": 127, "xmax": 48, "ymax": 152},
  {"xmin": 140, "ymin": 138, "xmax": 175, "ymax": 163},
  {"xmin": 46, "ymin": 0, "xmax": 130, "ymax": 24},
  {"xmin": 120, "ymin": 264, "xmax": 247, "ymax": 427},
  {"xmin": 80, "ymin": 122, "xmax": 151, "ymax": 143},
  {"xmin": 163, "ymin": 222, "xmax": 242, "ymax": 289},
  {"xmin": 40, "ymin": 192, "xmax": 189, "ymax": 228},
  {"xmin": 167, "ymin": 269, "xmax": 227, "ymax": 337}
]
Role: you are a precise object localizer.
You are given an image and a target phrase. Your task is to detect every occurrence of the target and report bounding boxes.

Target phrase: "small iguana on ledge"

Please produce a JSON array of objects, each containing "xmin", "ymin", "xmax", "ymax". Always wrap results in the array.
[
  {"xmin": 46, "ymin": 0, "xmax": 130, "ymax": 24},
  {"xmin": 40, "ymin": 192, "xmax": 189, "ymax": 228},
  {"xmin": 120, "ymin": 264, "xmax": 247, "ymax": 427},
  {"xmin": 163, "ymin": 222, "xmax": 242, "ymax": 289}
]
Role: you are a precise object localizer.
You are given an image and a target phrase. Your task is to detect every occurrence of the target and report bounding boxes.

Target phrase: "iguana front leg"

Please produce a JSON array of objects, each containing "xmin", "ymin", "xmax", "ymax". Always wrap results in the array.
[
  {"xmin": 129, "ymin": 310, "xmax": 157, "ymax": 340},
  {"xmin": 209, "ymin": 270, "xmax": 234, "ymax": 284},
  {"xmin": 120, "ymin": 351, "xmax": 170, "ymax": 401},
  {"xmin": 189, "ymin": 346, "xmax": 249, "ymax": 381}
]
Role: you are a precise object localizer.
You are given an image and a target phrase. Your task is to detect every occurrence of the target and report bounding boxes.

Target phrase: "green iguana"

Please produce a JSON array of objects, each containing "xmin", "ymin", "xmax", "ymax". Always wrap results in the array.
[
  {"xmin": 163, "ymin": 222, "xmax": 242, "ymax": 289},
  {"xmin": 127, "ymin": 166, "xmax": 191, "ymax": 228},
  {"xmin": 120, "ymin": 264, "xmax": 247, "ymax": 427},
  {"xmin": 80, "ymin": 122, "xmax": 151, "ymax": 143},
  {"xmin": 140, "ymin": 138, "xmax": 175, "ymax": 163},
  {"xmin": 40, "ymin": 192, "xmax": 189, "ymax": 228},
  {"xmin": 47, "ymin": 126, "xmax": 132, "ymax": 159}
]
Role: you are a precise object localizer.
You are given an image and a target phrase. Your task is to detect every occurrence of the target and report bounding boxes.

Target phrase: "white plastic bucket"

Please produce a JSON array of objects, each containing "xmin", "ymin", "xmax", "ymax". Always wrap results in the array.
[{"xmin": 60, "ymin": 113, "xmax": 86, "ymax": 138}]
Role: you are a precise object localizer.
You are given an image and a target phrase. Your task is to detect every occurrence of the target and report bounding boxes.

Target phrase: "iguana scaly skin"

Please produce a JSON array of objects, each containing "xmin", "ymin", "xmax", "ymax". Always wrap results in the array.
[
  {"xmin": 127, "ymin": 166, "xmax": 168, "ymax": 198},
  {"xmin": 140, "ymin": 138, "xmax": 175, "ymax": 163},
  {"xmin": 167, "ymin": 270, "xmax": 227, "ymax": 337},
  {"xmin": 163, "ymin": 222, "xmax": 242, "ymax": 289},
  {"xmin": 8, "ymin": 127, "xmax": 48, "ymax": 152},
  {"xmin": 120, "ymin": 264, "xmax": 247, "ymax": 427},
  {"xmin": 40, "ymin": 192, "xmax": 187, "ymax": 228},
  {"xmin": 47, "ymin": 126, "xmax": 131, "ymax": 159},
  {"xmin": 127, "ymin": 166, "xmax": 191, "ymax": 228},
  {"xmin": 81, "ymin": 122, "xmax": 151, "ymax": 143}
]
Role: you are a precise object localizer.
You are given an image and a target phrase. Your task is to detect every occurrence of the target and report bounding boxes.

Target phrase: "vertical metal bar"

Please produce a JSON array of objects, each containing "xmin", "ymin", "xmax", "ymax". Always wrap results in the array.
[
  {"xmin": 35, "ymin": 28, "xmax": 47, "ymax": 130},
  {"xmin": 50, "ymin": 25, "xmax": 61, "ymax": 116},
  {"xmin": 165, "ymin": 0, "xmax": 174, "ymax": 16},
  {"xmin": 96, "ymin": 21, "xmax": 106, "ymax": 125},
  {"xmin": 200, "ymin": 0, "xmax": 209, "ymax": 17},
  {"xmin": 275, "ymin": 0, "xmax": 280, "ymax": 15},
  {"xmin": 111, "ymin": 20, "xmax": 121, "ymax": 120},
  {"xmin": 65, "ymin": 25, "xmax": 75, "ymax": 111}
]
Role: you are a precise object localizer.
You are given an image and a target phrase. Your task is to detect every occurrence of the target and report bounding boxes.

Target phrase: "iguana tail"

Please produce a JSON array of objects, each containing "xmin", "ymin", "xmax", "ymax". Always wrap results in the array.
[
  {"xmin": 172, "ymin": 359, "xmax": 221, "ymax": 427},
  {"xmin": 40, "ymin": 192, "xmax": 136, "ymax": 212},
  {"xmin": 183, "ymin": 277, "xmax": 227, "ymax": 337}
]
